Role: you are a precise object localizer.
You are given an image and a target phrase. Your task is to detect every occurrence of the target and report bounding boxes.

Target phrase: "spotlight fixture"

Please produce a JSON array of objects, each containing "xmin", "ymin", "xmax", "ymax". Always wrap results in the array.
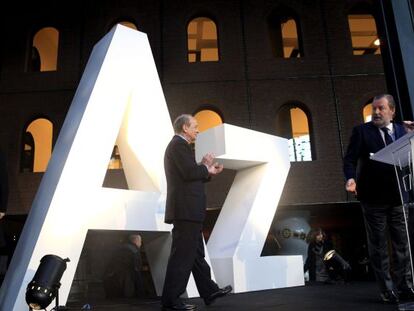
[{"xmin": 25, "ymin": 255, "xmax": 70, "ymax": 310}]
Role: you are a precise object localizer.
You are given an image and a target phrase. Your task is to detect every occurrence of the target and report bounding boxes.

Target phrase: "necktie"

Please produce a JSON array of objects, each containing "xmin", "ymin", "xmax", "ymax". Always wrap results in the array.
[{"xmin": 381, "ymin": 127, "xmax": 393, "ymax": 145}]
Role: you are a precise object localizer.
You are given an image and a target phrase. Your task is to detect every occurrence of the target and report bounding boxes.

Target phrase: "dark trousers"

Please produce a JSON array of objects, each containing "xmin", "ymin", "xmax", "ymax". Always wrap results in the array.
[
  {"xmin": 161, "ymin": 220, "xmax": 219, "ymax": 306},
  {"xmin": 361, "ymin": 202, "xmax": 413, "ymax": 292}
]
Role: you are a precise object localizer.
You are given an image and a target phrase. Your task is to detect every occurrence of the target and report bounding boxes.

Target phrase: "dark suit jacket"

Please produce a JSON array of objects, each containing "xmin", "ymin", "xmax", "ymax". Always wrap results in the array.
[
  {"xmin": 343, "ymin": 121, "xmax": 406, "ymax": 204},
  {"xmin": 164, "ymin": 135, "xmax": 210, "ymax": 224}
]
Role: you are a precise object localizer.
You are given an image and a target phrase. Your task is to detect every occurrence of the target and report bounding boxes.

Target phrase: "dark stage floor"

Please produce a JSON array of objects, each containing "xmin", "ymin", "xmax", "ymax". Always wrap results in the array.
[{"xmin": 66, "ymin": 281, "xmax": 414, "ymax": 311}]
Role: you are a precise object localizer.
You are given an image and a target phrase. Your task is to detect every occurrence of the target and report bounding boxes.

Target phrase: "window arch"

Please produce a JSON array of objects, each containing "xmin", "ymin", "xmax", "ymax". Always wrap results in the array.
[
  {"xmin": 187, "ymin": 17, "xmax": 219, "ymax": 63},
  {"xmin": 268, "ymin": 7, "xmax": 303, "ymax": 58},
  {"xmin": 347, "ymin": 4, "xmax": 380, "ymax": 55},
  {"xmin": 118, "ymin": 21, "xmax": 138, "ymax": 30},
  {"xmin": 29, "ymin": 27, "xmax": 59, "ymax": 72},
  {"xmin": 363, "ymin": 98, "xmax": 373, "ymax": 123},
  {"xmin": 194, "ymin": 109, "xmax": 223, "ymax": 132},
  {"xmin": 21, "ymin": 118, "xmax": 53, "ymax": 172},
  {"xmin": 275, "ymin": 105, "xmax": 313, "ymax": 162}
]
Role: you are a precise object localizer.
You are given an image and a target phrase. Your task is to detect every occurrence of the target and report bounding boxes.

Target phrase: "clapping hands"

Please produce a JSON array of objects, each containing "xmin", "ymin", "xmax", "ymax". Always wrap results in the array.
[
  {"xmin": 202, "ymin": 152, "xmax": 224, "ymax": 176},
  {"xmin": 208, "ymin": 162, "xmax": 224, "ymax": 175},
  {"xmin": 202, "ymin": 153, "xmax": 215, "ymax": 167}
]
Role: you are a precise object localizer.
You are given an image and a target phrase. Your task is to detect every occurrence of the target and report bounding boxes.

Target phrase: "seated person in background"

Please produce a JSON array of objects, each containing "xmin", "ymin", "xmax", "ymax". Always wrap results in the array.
[
  {"xmin": 304, "ymin": 228, "xmax": 332, "ymax": 283},
  {"xmin": 103, "ymin": 234, "xmax": 144, "ymax": 298},
  {"xmin": 304, "ymin": 228, "xmax": 351, "ymax": 284}
]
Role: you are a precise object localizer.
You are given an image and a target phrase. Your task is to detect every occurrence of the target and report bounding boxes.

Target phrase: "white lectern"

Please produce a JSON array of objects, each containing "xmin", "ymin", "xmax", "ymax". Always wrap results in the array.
[{"xmin": 371, "ymin": 131, "xmax": 414, "ymax": 283}]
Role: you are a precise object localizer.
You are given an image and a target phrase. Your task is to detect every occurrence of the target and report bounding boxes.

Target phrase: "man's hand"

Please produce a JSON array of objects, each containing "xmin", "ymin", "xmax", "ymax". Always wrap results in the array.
[
  {"xmin": 403, "ymin": 121, "xmax": 414, "ymax": 132},
  {"xmin": 345, "ymin": 178, "xmax": 357, "ymax": 194},
  {"xmin": 202, "ymin": 152, "xmax": 223, "ymax": 175},
  {"xmin": 0, "ymin": 212, "xmax": 5, "ymax": 220},
  {"xmin": 208, "ymin": 162, "xmax": 224, "ymax": 176},
  {"xmin": 202, "ymin": 153, "xmax": 215, "ymax": 167}
]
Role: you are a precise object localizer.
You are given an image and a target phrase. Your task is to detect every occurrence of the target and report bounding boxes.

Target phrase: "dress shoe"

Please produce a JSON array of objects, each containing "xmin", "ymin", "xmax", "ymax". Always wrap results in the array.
[
  {"xmin": 380, "ymin": 290, "xmax": 399, "ymax": 304},
  {"xmin": 161, "ymin": 302, "xmax": 197, "ymax": 310},
  {"xmin": 204, "ymin": 285, "xmax": 232, "ymax": 306},
  {"xmin": 399, "ymin": 287, "xmax": 414, "ymax": 301}
]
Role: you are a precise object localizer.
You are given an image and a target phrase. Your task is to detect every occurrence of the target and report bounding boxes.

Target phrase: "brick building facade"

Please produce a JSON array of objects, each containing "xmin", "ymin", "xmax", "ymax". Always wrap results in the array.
[{"xmin": 1, "ymin": 0, "xmax": 406, "ymax": 291}]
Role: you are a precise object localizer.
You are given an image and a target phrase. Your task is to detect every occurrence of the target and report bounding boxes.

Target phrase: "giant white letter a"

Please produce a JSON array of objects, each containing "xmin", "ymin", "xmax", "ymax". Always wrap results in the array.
[{"xmin": 0, "ymin": 25, "xmax": 178, "ymax": 311}]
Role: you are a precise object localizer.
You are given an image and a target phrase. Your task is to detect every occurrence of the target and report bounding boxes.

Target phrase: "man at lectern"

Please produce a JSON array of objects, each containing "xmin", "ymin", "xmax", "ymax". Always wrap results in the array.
[
  {"xmin": 344, "ymin": 94, "xmax": 414, "ymax": 304},
  {"xmin": 161, "ymin": 114, "xmax": 232, "ymax": 311}
]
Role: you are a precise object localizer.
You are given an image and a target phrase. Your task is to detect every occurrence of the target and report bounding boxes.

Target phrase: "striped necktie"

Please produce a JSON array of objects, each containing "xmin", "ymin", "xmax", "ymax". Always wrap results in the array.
[{"xmin": 381, "ymin": 127, "xmax": 393, "ymax": 145}]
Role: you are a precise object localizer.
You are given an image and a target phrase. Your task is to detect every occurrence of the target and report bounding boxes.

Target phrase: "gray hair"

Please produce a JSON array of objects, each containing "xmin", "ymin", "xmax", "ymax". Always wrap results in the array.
[
  {"xmin": 128, "ymin": 234, "xmax": 141, "ymax": 244},
  {"xmin": 373, "ymin": 94, "xmax": 396, "ymax": 110},
  {"xmin": 173, "ymin": 114, "xmax": 193, "ymax": 134}
]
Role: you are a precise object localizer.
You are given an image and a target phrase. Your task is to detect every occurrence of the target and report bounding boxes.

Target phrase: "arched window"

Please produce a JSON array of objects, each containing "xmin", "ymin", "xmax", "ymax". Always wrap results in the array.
[
  {"xmin": 108, "ymin": 145, "xmax": 123, "ymax": 169},
  {"xmin": 348, "ymin": 5, "xmax": 380, "ymax": 55},
  {"xmin": 276, "ymin": 105, "xmax": 313, "ymax": 162},
  {"xmin": 187, "ymin": 17, "xmax": 219, "ymax": 63},
  {"xmin": 268, "ymin": 8, "xmax": 303, "ymax": 58},
  {"xmin": 194, "ymin": 109, "xmax": 223, "ymax": 132},
  {"xmin": 30, "ymin": 27, "xmax": 59, "ymax": 72},
  {"xmin": 21, "ymin": 118, "xmax": 53, "ymax": 172},
  {"xmin": 119, "ymin": 21, "xmax": 138, "ymax": 30},
  {"xmin": 363, "ymin": 98, "xmax": 373, "ymax": 122}
]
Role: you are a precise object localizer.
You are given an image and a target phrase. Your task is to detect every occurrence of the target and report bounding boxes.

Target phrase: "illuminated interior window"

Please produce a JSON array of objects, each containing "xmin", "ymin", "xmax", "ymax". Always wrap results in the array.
[
  {"xmin": 119, "ymin": 21, "xmax": 138, "ymax": 30},
  {"xmin": 194, "ymin": 109, "xmax": 223, "ymax": 132},
  {"xmin": 21, "ymin": 118, "xmax": 53, "ymax": 172},
  {"xmin": 363, "ymin": 100, "xmax": 373, "ymax": 123},
  {"xmin": 187, "ymin": 17, "xmax": 219, "ymax": 63},
  {"xmin": 268, "ymin": 9, "xmax": 303, "ymax": 58},
  {"xmin": 30, "ymin": 27, "xmax": 59, "ymax": 72},
  {"xmin": 289, "ymin": 108, "xmax": 312, "ymax": 161},
  {"xmin": 348, "ymin": 14, "xmax": 380, "ymax": 55},
  {"xmin": 281, "ymin": 18, "xmax": 301, "ymax": 58},
  {"xmin": 108, "ymin": 145, "xmax": 123, "ymax": 169},
  {"xmin": 276, "ymin": 105, "xmax": 312, "ymax": 162}
]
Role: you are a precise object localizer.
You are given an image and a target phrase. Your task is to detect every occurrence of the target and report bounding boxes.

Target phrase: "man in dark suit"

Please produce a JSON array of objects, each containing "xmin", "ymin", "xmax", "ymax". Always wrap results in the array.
[
  {"xmin": 103, "ymin": 234, "xmax": 144, "ymax": 298},
  {"xmin": 161, "ymin": 114, "xmax": 232, "ymax": 311},
  {"xmin": 344, "ymin": 94, "xmax": 414, "ymax": 303}
]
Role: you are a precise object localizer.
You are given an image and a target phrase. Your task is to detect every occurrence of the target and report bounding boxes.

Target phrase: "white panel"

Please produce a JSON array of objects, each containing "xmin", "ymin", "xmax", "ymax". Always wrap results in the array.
[
  {"xmin": 371, "ymin": 131, "xmax": 414, "ymax": 166},
  {"xmin": 197, "ymin": 124, "xmax": 304, "ymax": 292}
]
